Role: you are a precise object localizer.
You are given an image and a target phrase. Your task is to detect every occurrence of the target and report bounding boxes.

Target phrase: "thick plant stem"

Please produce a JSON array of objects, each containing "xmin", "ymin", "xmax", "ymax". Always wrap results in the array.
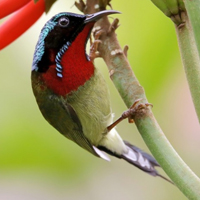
[
  {"xmin": 179, "ymin": 1, "xmax": 200, "ymax": 123},
  {"xmin": 76, "ymin": 0, "xmax": 200, "ymax": 199}
]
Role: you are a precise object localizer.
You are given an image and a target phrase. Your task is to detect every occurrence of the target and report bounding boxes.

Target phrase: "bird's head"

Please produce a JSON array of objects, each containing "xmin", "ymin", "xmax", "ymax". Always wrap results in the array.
[
  {"xmin": 32, "ymin": 10, "xmax": 120, "ymax": 96},
  {"xmin": 32, "ymin": 10, "xmax": 120, "ymax": 73}
]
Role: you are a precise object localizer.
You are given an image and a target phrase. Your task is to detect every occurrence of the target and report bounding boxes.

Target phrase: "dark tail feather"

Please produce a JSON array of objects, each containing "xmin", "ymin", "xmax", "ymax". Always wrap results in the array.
[
  {"xmin": 122, "ymin": 141, "xmax": 174, "ymax": 184},
  {"xmin": 98, "ymin": 141, "xmax": 174, "ymax": 185},
  {"xmin": 122, "ymin": 141, "xmax": 159, "ymax": 175}
]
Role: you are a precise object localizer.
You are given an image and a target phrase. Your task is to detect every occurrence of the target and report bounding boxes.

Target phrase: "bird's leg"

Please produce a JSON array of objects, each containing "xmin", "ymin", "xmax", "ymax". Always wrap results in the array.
[{"xmin": 107, "ymin": 99, "xmax": 153, "ymax": 132}]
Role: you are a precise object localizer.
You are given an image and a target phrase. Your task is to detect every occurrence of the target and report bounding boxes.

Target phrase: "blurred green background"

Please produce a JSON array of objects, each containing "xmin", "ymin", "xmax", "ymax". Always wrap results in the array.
[{"xmin": 1, "ymin": 0, "xmax": 200, "ymax": 199}]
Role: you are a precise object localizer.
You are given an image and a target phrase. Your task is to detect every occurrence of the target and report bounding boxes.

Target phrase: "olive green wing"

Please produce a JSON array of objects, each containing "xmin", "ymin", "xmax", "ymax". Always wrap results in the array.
[{"xmin": 57, "ymin": 100, "xmax": 110, "ymax": 161}]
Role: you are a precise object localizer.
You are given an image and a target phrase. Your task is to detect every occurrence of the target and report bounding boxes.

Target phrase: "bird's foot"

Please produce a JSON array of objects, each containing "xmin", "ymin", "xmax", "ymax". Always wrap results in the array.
[
  {"xmin": 107, "ymin": 99, "xmax": 153, "ymax": 132},
  {"xmin": 122, "ymin": 98, "xmax": 153, "ymax": 123}
]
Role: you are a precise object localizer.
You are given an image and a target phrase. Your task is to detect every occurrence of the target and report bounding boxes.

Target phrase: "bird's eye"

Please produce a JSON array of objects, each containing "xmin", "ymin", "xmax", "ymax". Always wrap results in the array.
[{"xmin": 58, "ymin": 17, "xmax": 69, "ymax": 27}]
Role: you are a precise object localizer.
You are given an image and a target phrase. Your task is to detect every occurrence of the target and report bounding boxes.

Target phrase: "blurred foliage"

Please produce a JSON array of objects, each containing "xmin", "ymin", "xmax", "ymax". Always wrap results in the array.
[{"xmin": 0, "ymin": 0, "xmax": 200, "ymax": 200}]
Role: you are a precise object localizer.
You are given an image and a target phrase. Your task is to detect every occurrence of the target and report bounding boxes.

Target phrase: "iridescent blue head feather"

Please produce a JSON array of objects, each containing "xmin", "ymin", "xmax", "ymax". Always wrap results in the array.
[{"xmin": 32, "ymin": 20, "xmax": 56, "ymax": 71}]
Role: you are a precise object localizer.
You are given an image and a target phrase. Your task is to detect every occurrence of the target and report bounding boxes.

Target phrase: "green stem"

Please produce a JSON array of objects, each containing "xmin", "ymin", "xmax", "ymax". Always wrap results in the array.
[{"xmin": 181, "ymin": 0, "xmax": 200, "ymax": 123}]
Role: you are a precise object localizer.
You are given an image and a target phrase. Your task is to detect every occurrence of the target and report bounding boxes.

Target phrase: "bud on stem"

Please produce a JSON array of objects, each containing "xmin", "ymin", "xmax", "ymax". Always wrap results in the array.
[{"xmin": 151, "ymin": 0, "xmax": 185, "ymax": 25}]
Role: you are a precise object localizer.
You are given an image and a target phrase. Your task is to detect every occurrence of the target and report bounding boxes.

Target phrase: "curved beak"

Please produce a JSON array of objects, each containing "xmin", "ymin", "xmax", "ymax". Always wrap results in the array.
[{"xmin": 84, "ymin": 10, "xmax": 121, "ymax": 24}]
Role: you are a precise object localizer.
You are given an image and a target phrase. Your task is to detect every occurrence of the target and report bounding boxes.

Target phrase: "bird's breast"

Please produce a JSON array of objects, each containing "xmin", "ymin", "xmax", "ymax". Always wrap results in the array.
[
  {"xmin": 66, "ymin": 68, "xmax": 112, "ymax": 145},
  {"xmin": 41, "ymin": 59, "xmax": 94, "ymax": 96}
]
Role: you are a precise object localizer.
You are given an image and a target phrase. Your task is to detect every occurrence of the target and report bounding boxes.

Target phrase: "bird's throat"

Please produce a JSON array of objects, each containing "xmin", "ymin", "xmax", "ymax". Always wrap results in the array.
[{"xmin": 42, "ymin": 23, "xmax": 95, "ymax": 96}]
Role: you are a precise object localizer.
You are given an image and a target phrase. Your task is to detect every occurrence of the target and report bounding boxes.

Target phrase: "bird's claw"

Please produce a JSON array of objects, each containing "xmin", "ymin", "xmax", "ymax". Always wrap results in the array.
[{"xmin": 121, "ymin": 99, "xmax": 153, "ymax": 124}]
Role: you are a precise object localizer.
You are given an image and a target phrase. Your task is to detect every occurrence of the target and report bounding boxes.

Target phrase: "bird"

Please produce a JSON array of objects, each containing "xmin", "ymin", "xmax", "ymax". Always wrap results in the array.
[{"xmin": 31, "ymin": 10, "xmax": 172, "ymax": 183}]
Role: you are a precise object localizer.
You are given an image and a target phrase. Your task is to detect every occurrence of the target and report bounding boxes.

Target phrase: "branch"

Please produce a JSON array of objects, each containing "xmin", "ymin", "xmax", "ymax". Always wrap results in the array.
[{"xmin": 76, "ymin": 0, "xmax": 200, "ymax": 199}]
